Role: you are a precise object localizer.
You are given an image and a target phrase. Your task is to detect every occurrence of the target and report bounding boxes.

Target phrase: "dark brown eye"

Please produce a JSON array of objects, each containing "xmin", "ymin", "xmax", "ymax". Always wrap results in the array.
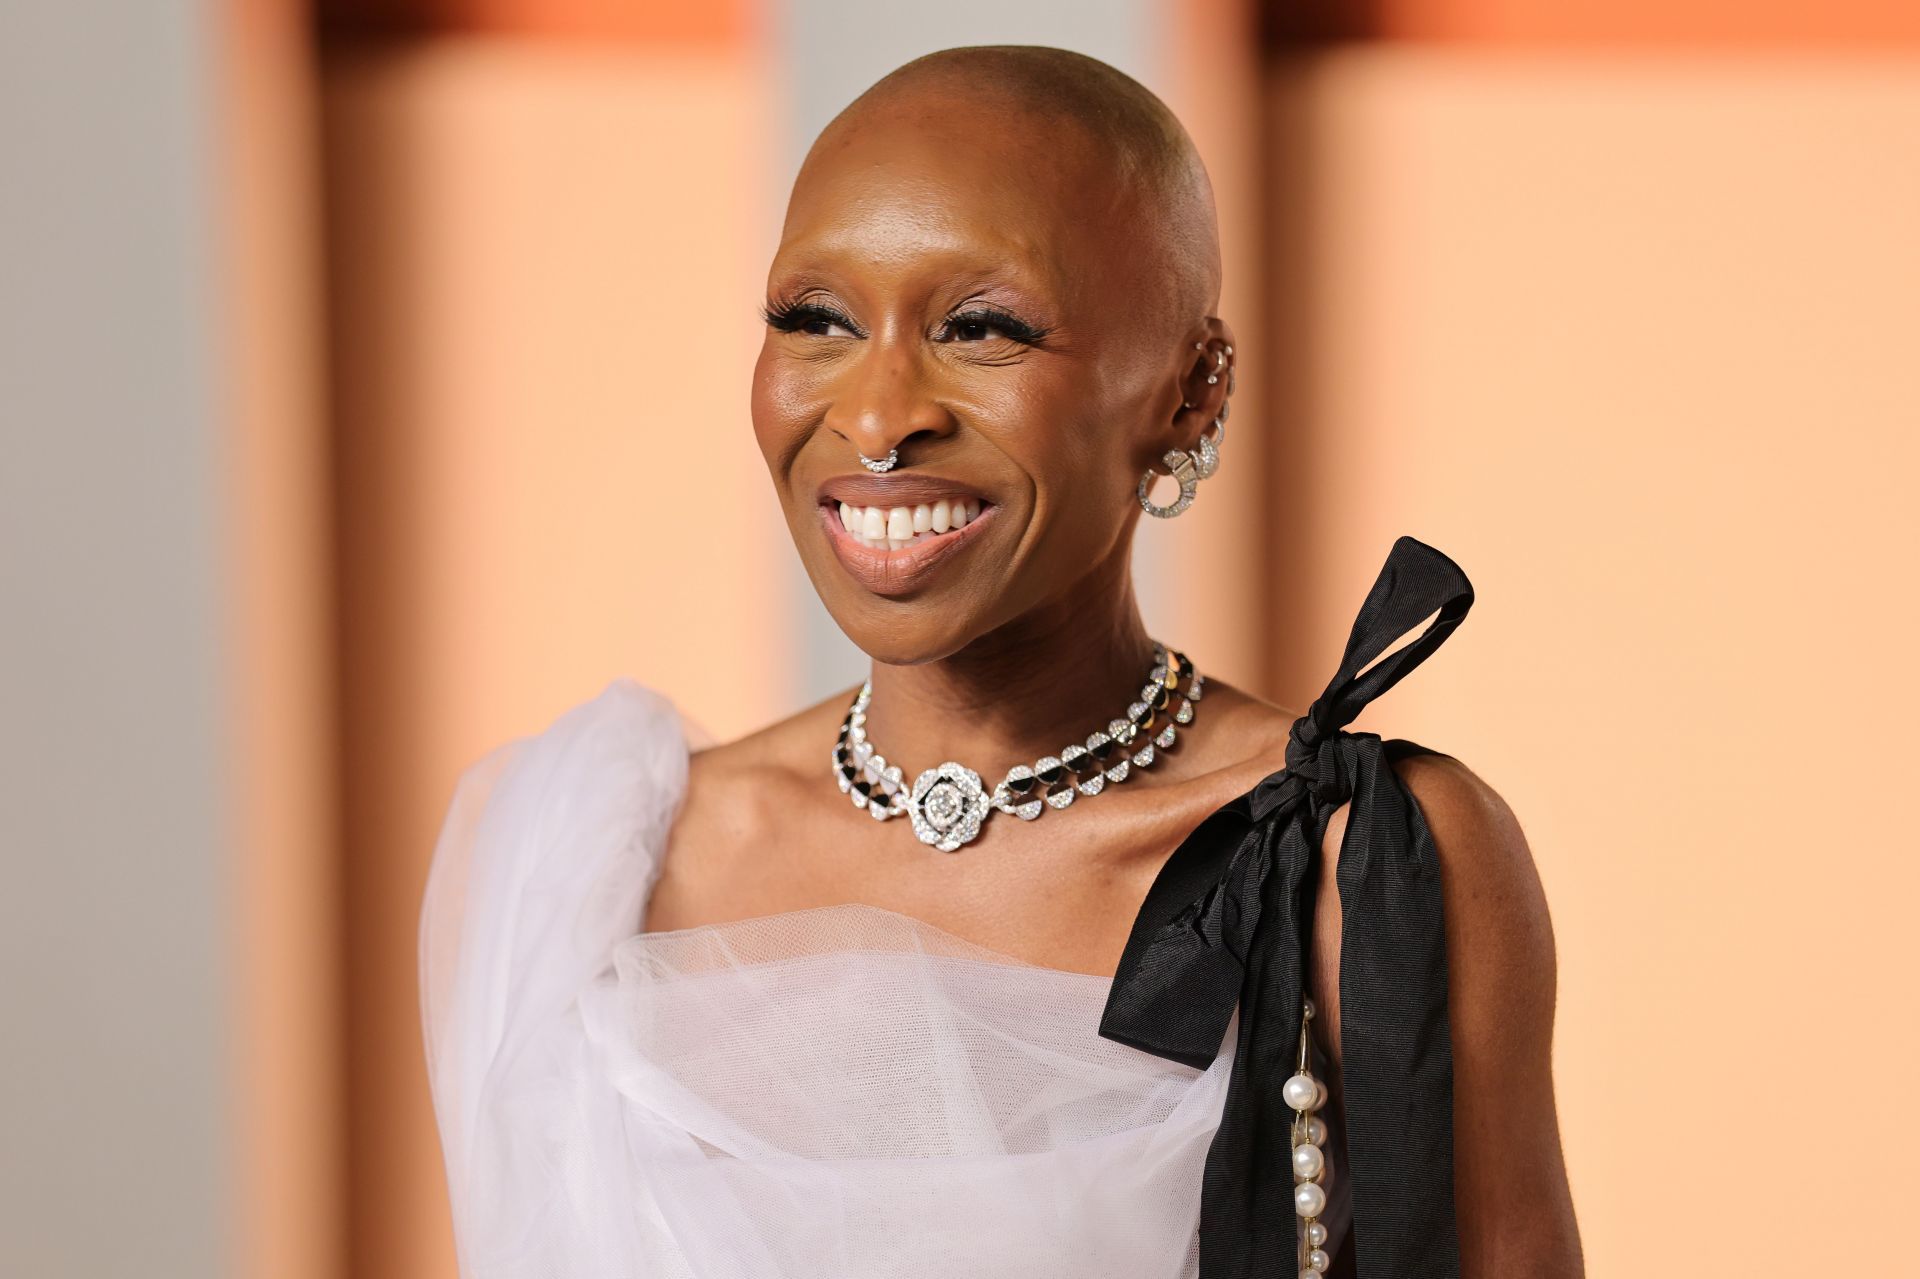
[
  {"xmin": 938, "ymin": 308, "xmax": 1047, "ymax": 346},
  {"xmin": 763, "ymin": 300, "xmax": 862, "ymax": 338}
]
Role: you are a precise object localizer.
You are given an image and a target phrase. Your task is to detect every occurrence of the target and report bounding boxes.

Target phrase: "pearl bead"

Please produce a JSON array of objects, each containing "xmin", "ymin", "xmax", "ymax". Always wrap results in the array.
[
  {"xmin": 1308, "ymin": 1221, "xmax": 1329, "ymax": 1247},
  {"xmin": 1294, "ymin": 1180, "xmax": 1327, "ymax": 1217},
  {"xmin": 1299, "ymin": 1271, "xmax": 1319, "ymax": 1279},
  {"xmin": 1313, "ymin": 1078, "xmax": 1329, "ymax": 1110},
  {"xmin": 1304, "ymin": 1116, "xmax": 1328, "ymax": 1145},
  {"xmin": 1308, "ymin": 1248, "xmax": 1331, "ymax": 1271},
  {"xmin": 1283, "ymin": 1072, "xmax": 1319, "ymax": 1110},
  {"xmin": 1303, "ymin": 994, "xmax": 1316, "ymax": 1018},
  {"xmin": 1292, "ymin": 1143, "xmax": 1325, "ymax": 1178}
]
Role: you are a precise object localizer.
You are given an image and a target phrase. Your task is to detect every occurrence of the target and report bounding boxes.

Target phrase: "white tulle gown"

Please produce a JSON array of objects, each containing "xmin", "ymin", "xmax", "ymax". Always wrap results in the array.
[{"xmin": 421, "ymin": 678, "xmax": 1348, "ymax": 1278}]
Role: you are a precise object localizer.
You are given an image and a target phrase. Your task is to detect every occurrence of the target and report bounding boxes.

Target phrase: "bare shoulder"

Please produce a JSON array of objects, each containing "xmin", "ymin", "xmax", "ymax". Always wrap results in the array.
[
  {"xmin": 672, "ymin": 692, "xmax": 848, "ymax": 847},
  {"xmin": 648, "ymin": 686, "xmax": 854, "ymax": 927},
  {"xmin": 1387, "ymin": 750, "xmax": 1584, "ymax": 1275},
  {"xmin": 1388, "ymin": 752, "xmax": 1556, "ymax": 1007},
  {"xmin": 1312, "ymin": 751, "xmax": 1556, "ymax": 1040}
]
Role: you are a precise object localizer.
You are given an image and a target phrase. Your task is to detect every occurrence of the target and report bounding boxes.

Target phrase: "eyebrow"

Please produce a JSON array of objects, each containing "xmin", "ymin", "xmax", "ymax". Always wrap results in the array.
[{"xmin": 770, "ymin": 240, "xmax": 1064, "ymax": 307}]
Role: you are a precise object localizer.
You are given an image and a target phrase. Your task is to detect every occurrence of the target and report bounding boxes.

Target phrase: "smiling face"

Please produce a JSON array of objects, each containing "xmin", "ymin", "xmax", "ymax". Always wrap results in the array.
[{"xmin": 751, "ymin": 53, "xmax": 1224, "ymax": 666}]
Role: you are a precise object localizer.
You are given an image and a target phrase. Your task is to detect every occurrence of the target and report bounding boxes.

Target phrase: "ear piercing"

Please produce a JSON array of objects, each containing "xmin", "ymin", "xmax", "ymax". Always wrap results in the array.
[{"xmin": 1140, "ymin": 339, "xmax": 1234, "ymax": 518}]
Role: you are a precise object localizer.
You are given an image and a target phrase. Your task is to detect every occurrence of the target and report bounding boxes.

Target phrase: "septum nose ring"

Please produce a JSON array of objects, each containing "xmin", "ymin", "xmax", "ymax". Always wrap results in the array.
[{"xmin": 858, "ymin": 447, "xmax": 899, "ymax": 473}]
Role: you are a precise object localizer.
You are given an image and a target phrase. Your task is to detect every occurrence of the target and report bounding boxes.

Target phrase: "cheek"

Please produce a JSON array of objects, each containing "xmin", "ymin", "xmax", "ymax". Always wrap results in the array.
[
  {"xmin": 973, "ymin": 374, "xmax": 1103, "ymax": 472},
  {"xmin": 1023, "ymin": 381, "xmax": 1135, "ymax": 491},
  {"xmin": 749, "ymin": 345, "xmax": 818, "ymax": 469},
  {"xmin": 988, "ymin": 382, "xmax": 1137, "ymax": 559}
]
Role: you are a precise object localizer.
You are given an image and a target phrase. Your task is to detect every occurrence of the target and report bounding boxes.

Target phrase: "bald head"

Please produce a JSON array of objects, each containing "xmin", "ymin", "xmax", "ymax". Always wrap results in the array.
[{"xmin": 806, "ymin": 45, "xmax": 1223, "ymax": 331}]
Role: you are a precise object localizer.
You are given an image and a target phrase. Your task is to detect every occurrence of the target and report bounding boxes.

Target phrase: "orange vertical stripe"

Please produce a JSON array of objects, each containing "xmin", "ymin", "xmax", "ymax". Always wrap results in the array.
[{"xmin": 218, "ymin": 0, "xmax": 347, "ymax": 1277}]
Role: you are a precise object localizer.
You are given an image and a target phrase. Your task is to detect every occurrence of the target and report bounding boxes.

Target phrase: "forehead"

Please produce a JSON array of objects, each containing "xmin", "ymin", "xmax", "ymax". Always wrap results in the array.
[{"xmin": 773, "ymin": 103, "xmax": 1141, "ymax": 296}]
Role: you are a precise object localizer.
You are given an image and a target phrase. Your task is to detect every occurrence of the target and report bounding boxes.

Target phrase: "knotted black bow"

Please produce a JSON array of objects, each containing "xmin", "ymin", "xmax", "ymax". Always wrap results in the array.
[{"xmin": 1098, "ymin": 535, "xmax": 1474, "ymax": 1278}]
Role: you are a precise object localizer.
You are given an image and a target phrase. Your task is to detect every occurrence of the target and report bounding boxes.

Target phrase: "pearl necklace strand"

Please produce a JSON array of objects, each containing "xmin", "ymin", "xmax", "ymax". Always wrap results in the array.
[{"xmin": 831, "ymin": 641, "xmax": 1205, "ymax": 852}]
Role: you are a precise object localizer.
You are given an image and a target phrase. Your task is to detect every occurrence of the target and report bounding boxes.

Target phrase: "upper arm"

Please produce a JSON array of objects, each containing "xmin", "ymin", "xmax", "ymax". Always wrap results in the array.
[{"xmin": 1392, "ymin": 752, "xmax": 1584, "ymax": 1278}]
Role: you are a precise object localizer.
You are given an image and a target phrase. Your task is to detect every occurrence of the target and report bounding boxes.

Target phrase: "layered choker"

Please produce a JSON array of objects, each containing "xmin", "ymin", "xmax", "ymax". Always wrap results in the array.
[{"xmin": 831, "ymin": 641, "xmax": 1205, "ymax": 852}]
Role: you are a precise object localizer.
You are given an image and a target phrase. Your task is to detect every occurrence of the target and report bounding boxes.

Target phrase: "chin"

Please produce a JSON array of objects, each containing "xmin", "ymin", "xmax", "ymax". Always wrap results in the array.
[{"xmin": 812, "ymin": 589, "xmax": 990, "ymax": 668}]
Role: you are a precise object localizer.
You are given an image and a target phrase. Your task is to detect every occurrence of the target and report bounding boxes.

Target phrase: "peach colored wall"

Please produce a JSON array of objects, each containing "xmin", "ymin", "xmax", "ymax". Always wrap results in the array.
[
  {"xmin": 1266, "ymin": 50, "xmax": 1920, "ymax": 1273},
  {"xmin": 321, "ymin": 40, "xmax": 781, "ymax": 1278},
  {"xmin": 1147, "ymin": 0, "xmax": 1281, "ymax": 693}
]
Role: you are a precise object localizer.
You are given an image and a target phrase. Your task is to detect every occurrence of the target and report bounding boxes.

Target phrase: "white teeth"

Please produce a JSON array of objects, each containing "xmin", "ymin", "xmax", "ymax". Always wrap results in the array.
[{"xmin": 834, "ymin": 499, "xmax": 988, "ymax": 550}]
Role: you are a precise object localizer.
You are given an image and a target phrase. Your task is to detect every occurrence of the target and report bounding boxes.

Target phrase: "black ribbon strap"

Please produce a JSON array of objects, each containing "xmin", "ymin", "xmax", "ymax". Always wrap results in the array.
[{"xmin": 1098, "ymin": 534, "xmax": 1474, "ymax": 1278}]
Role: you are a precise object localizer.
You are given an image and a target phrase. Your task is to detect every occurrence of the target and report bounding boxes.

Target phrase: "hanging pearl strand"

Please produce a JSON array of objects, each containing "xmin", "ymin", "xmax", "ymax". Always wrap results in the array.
[{"xmin": 1284, "ymin": 995, "xmax": 1334, "ymax": 1277}]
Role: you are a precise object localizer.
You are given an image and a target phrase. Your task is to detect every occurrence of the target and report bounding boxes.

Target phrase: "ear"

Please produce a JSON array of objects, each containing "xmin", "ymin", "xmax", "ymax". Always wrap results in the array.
[
  {"xmin": 1137, "ymin": 319, "xmax": 1239, "ymax": 511},
  {"xmin": 1168, "ymin": 317, "xmax": 1238, "ymax": 450}
]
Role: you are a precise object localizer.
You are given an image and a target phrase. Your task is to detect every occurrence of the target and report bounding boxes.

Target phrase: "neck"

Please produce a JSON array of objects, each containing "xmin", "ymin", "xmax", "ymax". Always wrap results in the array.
[{"xmin": 858, "ymin": 549, "xmax": 1160, "ymax": 778}]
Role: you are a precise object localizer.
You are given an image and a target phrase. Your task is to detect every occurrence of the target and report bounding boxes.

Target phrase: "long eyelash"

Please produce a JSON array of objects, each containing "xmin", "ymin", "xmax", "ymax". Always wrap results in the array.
[
  {"xmin": 947, "ymin": 307, "xmax": 1050, "ymax": 345},
  {"xmin": 762, "ymin": 298, "xmax": 862, "ymax": 336},
  {"xmin": 760, "ymin": 298, "xmax": 1045, "ymax": 344}
]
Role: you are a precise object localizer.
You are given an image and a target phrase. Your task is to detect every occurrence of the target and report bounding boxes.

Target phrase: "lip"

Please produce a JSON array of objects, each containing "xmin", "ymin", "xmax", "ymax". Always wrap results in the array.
[
  {"xmin": 817, "ymin": 472, "xmax": 992, "ymax": 507},
  {"xmin": 817, "ymin": 499, "xmax": 1000, "ymax": 598}
]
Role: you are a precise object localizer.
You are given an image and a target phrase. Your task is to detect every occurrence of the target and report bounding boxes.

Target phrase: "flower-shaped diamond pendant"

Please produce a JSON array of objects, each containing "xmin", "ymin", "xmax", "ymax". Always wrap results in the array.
[{"xmin": 907, "ymin": 762, "xmax": 990, "ymax": 852}]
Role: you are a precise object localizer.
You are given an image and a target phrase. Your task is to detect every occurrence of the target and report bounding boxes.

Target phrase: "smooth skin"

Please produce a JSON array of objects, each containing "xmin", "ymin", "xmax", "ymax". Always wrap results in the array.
[{"xmin": 647, "ymin": 46, "xmax": 1582, "ymax": 1277}]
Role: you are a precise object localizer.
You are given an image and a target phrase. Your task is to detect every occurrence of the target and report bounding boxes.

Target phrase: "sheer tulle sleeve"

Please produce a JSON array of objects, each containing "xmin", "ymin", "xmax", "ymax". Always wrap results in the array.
[{"xmin": 418, "ymin": 678, "xmax": 699, "ymax": 1276}]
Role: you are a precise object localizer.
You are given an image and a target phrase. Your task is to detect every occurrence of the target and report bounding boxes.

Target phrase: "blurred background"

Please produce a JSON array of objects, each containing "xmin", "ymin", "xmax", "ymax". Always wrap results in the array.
[{"xmin": 4, "ymin": 1, "xmax": 1917, "ymax": 1275}]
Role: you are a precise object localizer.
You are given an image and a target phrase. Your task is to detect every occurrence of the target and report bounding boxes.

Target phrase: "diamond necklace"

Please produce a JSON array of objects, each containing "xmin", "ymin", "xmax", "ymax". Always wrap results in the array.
[{"xmin": 831, "ymin": 641, "xmax": 1205, "ymax": 852}]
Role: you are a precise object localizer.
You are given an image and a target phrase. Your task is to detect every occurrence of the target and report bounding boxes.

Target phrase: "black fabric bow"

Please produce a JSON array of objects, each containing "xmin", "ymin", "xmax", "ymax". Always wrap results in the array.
[{"xmin": 1098, "ymin": 535, "xmax": 1474, "ymax": 1278}]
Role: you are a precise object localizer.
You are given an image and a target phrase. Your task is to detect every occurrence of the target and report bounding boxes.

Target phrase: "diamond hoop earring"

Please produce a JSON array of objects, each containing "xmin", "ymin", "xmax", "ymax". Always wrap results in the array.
[
  {"xmin": 1193, "ymin": 412, "xmax": 1226, "ymax": 481},
  {"xmin": 858, "ymin": 447, "xmax": 899, "ymax": 473},
  {"xmin": 1138, "ymin": 448, "xmax": 1199, "ymax": 518}
]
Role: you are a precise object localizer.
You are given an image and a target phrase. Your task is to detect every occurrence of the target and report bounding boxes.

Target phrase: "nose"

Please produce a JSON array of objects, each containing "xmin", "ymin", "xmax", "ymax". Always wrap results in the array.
[{"xmin": 821, "ymin": 337, "xmax": 953, "ymax": 463}]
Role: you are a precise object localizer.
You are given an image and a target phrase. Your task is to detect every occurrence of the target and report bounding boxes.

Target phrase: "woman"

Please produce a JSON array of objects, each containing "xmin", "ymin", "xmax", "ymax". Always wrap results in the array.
[{"xmin": 421, "ymin": 45, "xmax": 1582, "ymax": 1279}]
